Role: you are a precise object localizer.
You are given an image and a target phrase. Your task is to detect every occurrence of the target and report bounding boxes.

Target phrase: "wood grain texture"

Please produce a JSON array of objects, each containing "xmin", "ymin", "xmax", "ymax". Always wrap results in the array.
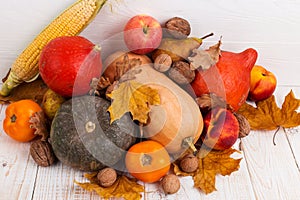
[
  {"xmin": 240, "ymin": 87, "xmax": 300, "ymax": 200},
  {"xmin": 0, "ymin": 0, "xmax": 300, "ymax": 199},
  {"xmin": 241, "ymin": 129, "xmax": 300, "ymax": 200},
  {"xmin": 0, "ymin": 0, "xmax": 300, "ymax": 85},
  {"xmin": 0, "ymin": 104, "xmax": 37, "ymax": 200}
]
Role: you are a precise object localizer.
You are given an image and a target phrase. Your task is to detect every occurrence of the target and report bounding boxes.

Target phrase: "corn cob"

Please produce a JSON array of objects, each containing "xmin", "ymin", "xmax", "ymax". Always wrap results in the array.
[{"xmin": 0, "ymin": 0, "xmax": 107, "ymax": 96}]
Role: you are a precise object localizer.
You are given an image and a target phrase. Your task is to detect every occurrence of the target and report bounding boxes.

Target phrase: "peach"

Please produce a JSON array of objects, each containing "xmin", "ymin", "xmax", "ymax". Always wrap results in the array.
[
  {"xmin": 201, "ymin": 107, "xmax": 239, "ymax": 150},
  {"xmin": 248, "ymin": 65, "xmax": 277, "ymax": 101}
]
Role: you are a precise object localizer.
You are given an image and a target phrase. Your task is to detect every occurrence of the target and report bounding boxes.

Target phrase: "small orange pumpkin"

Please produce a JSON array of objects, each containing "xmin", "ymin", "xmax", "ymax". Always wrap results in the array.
[
  {"xmin": 125, "ymin": 140, "xmax": 171, "ymax": 183},
  {"xmin": 3, "ymin": 99, "xmax": 42, "ymax": 142}
]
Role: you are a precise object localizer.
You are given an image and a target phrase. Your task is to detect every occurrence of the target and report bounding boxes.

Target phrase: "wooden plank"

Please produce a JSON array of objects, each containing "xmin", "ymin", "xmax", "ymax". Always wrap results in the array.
[
  {"xmin": 241, "ymin": 128, "xmax": 300, "ymax": 199},
  {"xmin": 32, "ymin": 162, "xmax": 98, "ymax": 200},
  {"xmin": 285, "ymin": 126, "xmax": 300, "ymax": 172},
  {"xmin": 0, "ymin": 104, "xmax": 38, "ymax": 200},
  {"xmin": 32, "ymin": 162, "xmax": 144, "ymax": 200}
]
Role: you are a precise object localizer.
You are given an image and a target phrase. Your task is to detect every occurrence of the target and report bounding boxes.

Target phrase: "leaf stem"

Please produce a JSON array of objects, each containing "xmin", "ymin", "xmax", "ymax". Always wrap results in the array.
[{"xmin": 272, "ymin": 127, "xmax": 281, "ymax": 146}]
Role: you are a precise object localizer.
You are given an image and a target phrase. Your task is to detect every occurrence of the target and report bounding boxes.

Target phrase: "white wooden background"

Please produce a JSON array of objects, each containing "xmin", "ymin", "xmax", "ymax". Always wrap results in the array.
[{"xmin": 0, "ymin": 0, "xmax": 300, "ymax": 199}]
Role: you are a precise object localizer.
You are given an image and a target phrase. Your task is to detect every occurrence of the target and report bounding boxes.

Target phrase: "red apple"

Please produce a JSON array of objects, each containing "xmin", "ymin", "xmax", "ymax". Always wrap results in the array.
[
  {"xmin": 248, "ymin": 65, "xmax": 277, "ymax": 101},
  {"xmin": 201, "ymin": 107, "xmax": 239, "ymax": 150},
  {"xmin": 123, "ymin": 14, "xmax": 162, "ymax": 55}
]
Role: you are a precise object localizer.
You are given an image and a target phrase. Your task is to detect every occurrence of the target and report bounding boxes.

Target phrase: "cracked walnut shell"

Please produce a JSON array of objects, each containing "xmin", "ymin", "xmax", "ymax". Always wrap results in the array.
[{"xmin": 165, "ymin": 17, "xmax": 191, "ymax": 39}]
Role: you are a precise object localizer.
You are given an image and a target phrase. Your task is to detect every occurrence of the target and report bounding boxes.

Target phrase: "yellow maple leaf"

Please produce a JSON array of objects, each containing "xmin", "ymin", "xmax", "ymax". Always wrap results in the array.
[
  {"xmin": 75, "ymin": 173, "xmax": 144, "ymax": 200},
  {"xmin": 238, "ymin": 90, "xmax": 300, "ymax": 130},
  {"xmin": 107, "ymin": 80, "xmax": 160, "ymax": 124},
  {"xmin": 173, "ymin": 148, "xmax": 241, "ymax": 194}
]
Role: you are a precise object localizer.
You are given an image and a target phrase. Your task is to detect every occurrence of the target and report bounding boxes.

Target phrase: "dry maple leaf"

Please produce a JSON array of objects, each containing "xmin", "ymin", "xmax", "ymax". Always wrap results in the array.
[
  {"xmin": 115, "ymin": 53, "xmax": 142, "ymax": 81},
  {"xmin": 75, "ymin": 172, "xmax": 144, "ymax": 200},
  {"xmin": 188, "ymin": 40, "xmax": 222, "ymax": 70},
  {"xmin": 238, "ymin": 90, "xmax": 300, "ymax": 130},
  {"xmin": 29, "ymin": 111, "xmax": 50, "ymax": 141},
  {"xmin": 107, "ymin": 80, "xmax": 160, "ymax": 124},
  {"xmin": 173, "ymin": 148, "xmax": 241, "ymax": 194}
]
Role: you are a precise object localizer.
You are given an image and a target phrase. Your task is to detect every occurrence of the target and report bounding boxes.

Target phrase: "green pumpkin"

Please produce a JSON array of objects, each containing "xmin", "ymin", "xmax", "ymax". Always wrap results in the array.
[{"xmin": 50, "ymin": 95, "xmax": 136, "ymax": 171}]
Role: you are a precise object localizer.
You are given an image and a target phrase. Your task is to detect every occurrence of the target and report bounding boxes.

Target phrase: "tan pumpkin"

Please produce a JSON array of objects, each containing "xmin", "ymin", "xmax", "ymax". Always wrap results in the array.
[{"xmin": 133, "ymin": 64, "xmax": 203, "ymax": 154}]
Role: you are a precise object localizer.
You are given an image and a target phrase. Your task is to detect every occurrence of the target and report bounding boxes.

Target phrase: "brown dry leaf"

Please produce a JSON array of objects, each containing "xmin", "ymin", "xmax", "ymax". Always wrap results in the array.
[
  {"xmin": 238, "ymin": 90, "xmax": 300, "ymax": 130},
  {"xmin": 29, "ymin": 110, "xmax": 50, "ymax": 141},
  {"xmin": 75, "ymin": 173, "xmax": 144, "ymax": 200},
  {"xmin": 107, "ymin": 80, "xmax": 160, "ymax": 124},
  {"xmin": 0, "ymin": 78, "xmax": 48, "ymax": 104},
  {"xmin": 173, "ymin": 148, "xmax": 241, "ymax": 194},
  {"xmin": 188, "ymin": 40, "xmax": 222, "ymax": 70},
  {"xmin": 195, "ymin": 93, "xmax": 233, "ymax": 113},
  {"xmin": 115, "ymin": 53, "xmax": 142, "ymax": 81}
]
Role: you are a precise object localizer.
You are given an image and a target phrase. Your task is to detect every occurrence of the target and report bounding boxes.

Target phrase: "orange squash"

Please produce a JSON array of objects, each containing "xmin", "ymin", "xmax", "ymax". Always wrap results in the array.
[
  {"xmin": 132, "ymin": 64, "xmax": 203, "ymax": 154},
  {"xmin": 191, "ymin": 48, "xmax": 258, "ymax": 111}
]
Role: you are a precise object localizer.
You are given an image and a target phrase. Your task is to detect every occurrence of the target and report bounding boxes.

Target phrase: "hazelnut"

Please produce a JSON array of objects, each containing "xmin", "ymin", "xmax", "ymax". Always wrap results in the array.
[
  {"xmin": 161, "ymin": 174, "xmax": 180, "ymax": 194},
  {"xmin": 154, "ymin": 54, "xmax": 172, "ymax": 72},
  {"xmin": 180, "ymin": 154, "xmax": 198, "ymax": 173},
  {"xmin": 97, "ymin": 167, "xmax": 117, "ymax": 187},
  {"xmin": 168, "ymin": 61, "xmax": 195, "ymax": 85},
  {"xmin": 165, "ymin": 17, "xmax": 191, "ymax": 39}
]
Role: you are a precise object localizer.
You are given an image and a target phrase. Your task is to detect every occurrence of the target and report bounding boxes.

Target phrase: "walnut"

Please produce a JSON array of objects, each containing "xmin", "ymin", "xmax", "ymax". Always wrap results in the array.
[
  {"xmin": 154, "ymin": 54, "xmax": 172, "ymax": 72},
  {"xmin": 97, "ymin": 167, "xmax": 117, "ymax": 187},
  {"xmin": 234, "ymin": 113, "xmax": 251, "ymax": 138},
  {"xmin": 30, "ymin": 140, "xmax": 56, "ymax": 167},
  {"xmin": 165, "ymin": 17, "xmax": 191, "ymax": 39},
  {"xmin": 168, "ymin": 61, "xmax": 195, "ymax": 85},
  {"xmin": 180, "ymin": 153, "xmax": 198, "ymax": 173},
  {"xmin": 161, "ymin": 174, "xmax": 180, "ymax": 194}
]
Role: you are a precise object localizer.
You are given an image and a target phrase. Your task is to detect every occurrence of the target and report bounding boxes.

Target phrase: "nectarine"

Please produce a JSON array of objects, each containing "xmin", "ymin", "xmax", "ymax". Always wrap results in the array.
[
  {"xmin": 248, "ymin": 65, "xmax": 277, "ymax": 101},
  {"xmin": 201, "ymin": 107, "xmax": 239, "ymax": 150}
]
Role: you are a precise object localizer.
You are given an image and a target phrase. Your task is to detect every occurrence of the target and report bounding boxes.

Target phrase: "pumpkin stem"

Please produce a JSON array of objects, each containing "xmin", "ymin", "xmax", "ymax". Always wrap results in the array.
[
  {"xmin": 182, "ymin": 137, "xmax": 198, "ymax": 156},
  {"xmin": 85, "ymin": 121, "xmax": 96, "ymax": 133},
  {"xmin": 141, "ymin": 154, "xmax": 152, "ymax": 166},
  {"xmin": 10, "ymin": 114, "xmax": 17, "ymax": 123},
  {"xmin": 200, "ymin": 32, "xmax": 214, "ymax": 40},
  {"xmin": 139, "ymin": 123, "xmax": 144, "ymax": 140}
]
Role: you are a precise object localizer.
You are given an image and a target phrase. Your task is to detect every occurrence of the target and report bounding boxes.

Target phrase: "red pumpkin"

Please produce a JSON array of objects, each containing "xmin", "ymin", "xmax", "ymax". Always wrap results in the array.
[
  {"xmin": 191, "ymin": 48, "xmax": 258, "ymax": 111},
  {"xmin": 39, "ymin": 36, "xmax": 102, "ymax": 97}
]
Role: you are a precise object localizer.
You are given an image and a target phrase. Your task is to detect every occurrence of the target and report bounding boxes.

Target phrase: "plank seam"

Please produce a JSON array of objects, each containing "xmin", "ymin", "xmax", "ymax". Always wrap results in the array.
[
  {"xmin": 240, "ymin": 139, "xmax": 259, "ymax": 200},
  {"xmin": 283, "ymin": 128, "xmax": 300, "ymax": 172},
  {"xmin": 30, "ymin": 164, "xmax": 39, "ymax": 200}
]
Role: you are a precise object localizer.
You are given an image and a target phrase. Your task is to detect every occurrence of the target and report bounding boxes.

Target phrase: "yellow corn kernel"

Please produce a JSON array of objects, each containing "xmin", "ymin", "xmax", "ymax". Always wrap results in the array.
[{"xmin": 0, "ymin": 0, "xmax": 107, "ymax": 96}]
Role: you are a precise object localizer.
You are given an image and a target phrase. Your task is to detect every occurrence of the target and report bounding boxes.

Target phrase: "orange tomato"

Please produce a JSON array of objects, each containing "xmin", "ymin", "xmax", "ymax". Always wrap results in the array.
[
  {"xmin": 3, "ymin": 99, "xmax": 42, "ymax": 142},
  {"xmin": 125, "ymin": 140, "xmax": 170, "ymax": 183}
]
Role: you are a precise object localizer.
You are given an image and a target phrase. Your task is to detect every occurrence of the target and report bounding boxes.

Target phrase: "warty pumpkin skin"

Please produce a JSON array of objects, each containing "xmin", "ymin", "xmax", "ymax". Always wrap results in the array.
[{"xmin": 50, "ymin": 95, "xmax": 136, "ymax": 171}]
